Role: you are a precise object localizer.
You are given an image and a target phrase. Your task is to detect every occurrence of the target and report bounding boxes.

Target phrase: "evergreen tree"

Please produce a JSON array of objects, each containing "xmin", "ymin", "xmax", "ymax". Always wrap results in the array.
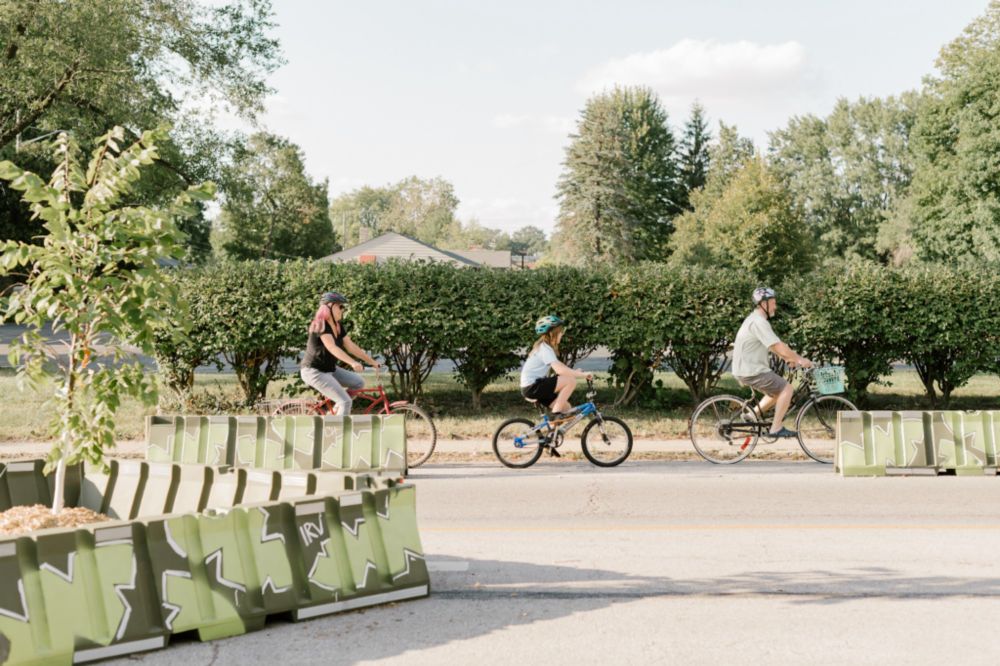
[
  {"xmin": 553, "ymin": 86, "xmax": 681, "ymax": 264},
  {"xmin": 677, "ymin": 102, "xmax": 712, "ymax": 211}
]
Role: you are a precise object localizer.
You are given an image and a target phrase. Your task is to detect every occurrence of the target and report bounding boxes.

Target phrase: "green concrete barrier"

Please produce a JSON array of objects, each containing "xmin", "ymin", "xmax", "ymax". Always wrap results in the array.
[
  {"xmin": 171, "ymin": 464, "xmax": 214, "ymax": 515},
  {"xmin": 146, "ymin": 416, "xmax": 235, "ymax": 466},
  {"xmin": 0, "ymin": 464, "xmax": 10, "ymax": 511},
  {"xmin": 2, "ymin": 460, "xmax": 50, "ymax": 507},
  {"xmin": 0, "ymin": 520, "xmax": 168, "ymax": 665},
  {"xmin": 145, "ymin": 415, "xmax": 407, "ymax": 475},
  {"xmin": 0, "ymin": 460, "xmax": 429, "ymax": 664},
  {"xmin": 838, "ymin": 410, "xmax": 1000, "ymax": 476}
]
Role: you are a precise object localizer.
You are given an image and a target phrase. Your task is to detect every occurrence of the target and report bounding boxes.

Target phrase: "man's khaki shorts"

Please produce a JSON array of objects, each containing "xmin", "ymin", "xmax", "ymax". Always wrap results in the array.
[{"xmin": 735, "ymin": 371, "xmax": 788, "ymax": 397}]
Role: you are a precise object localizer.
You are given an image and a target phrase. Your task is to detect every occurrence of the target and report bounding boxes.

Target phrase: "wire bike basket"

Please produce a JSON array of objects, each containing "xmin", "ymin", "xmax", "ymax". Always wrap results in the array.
[{"xmin": 813, "ymin": 366, "xmax": 846, "ymax": 395}]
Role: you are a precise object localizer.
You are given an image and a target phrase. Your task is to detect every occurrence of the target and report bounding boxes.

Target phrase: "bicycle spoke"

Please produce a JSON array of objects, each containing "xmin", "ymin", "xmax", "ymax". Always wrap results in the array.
[
  {"xmin": 690, "ymin": 395, "xmax": 758, "ymax": 464},
  {"xmin": 796, "ymin": 395, "xmax": 856, "ymax": 464},
  {"xmin": 581, "ymin": 416, "xmax": 632, "ymax": 467},
  {"xmin": 493, "ymin": 418, "xmax": 545, "ymax": 468}
]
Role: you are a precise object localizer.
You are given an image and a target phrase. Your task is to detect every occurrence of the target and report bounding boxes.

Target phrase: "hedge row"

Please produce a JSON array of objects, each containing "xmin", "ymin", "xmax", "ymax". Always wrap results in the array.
[{"xmin": 152, "ymin": 260, "xmax": 1000, "ymax": 409}]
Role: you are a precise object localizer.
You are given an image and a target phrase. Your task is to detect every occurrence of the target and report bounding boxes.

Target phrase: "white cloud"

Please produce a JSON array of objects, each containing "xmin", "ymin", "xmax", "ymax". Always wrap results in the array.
[
  {"xmin": 577, "ymin": 39, "xmax": 823, "ymax": 143},
  {"xmin": 580, "ymin": 39, "xmax": 810, "ymax": 97}
]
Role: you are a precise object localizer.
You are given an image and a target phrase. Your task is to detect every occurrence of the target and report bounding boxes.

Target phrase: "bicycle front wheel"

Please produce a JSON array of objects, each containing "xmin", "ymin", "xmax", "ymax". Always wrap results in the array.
[
  {"xmin": 492, "ymin": 418, "xmax": 546, "ymax": 469},
  {"xmin": 581, "ymin": 416, "xmax": 633, "ymax": 467},
  {"xmin": 390, "ymin": 403, "xmax": 438, "ymax": 468},
  {"xmin": 689, "ymin": 394, "xmax": 759, "ymax": 464},
  {"xmin": 796, "ymin": 395, "xmax": 857, "ymax": 464}
]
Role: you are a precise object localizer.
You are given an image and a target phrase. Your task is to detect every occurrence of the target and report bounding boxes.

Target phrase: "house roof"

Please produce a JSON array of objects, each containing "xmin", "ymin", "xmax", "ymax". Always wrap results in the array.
[
  {"xmin": 320, "ymin": 231, "xmax": 504, "ymax": 267},
  {"xmin": 448, "ymin": 248, "xmax": 512, "ymax": 268}
]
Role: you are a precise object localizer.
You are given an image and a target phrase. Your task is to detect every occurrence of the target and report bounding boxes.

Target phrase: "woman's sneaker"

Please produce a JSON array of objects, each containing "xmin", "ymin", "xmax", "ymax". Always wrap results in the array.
[{"xmin": 768, "ymin": 426, "xmax": 798, "ymax": 439}]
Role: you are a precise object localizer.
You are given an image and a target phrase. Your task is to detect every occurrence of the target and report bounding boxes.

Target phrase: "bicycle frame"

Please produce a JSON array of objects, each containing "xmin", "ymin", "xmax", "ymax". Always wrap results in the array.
[
  {"xmin": 725, "ymin": 369, "xmax": 825, "ymax": 437},
  {"xmin": 308, "ymin": 373, "xmax": 410, "ymax": 416},
  {"xmin": 513, "ymin": 400, "xmax": 600, "ymax": 449}
]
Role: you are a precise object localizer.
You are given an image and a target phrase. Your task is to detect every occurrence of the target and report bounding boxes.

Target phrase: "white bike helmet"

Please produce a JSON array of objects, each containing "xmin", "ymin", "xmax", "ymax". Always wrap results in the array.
[{"xmin": 752, "ymin": 287, "xmax": 775, "ymax": 304}]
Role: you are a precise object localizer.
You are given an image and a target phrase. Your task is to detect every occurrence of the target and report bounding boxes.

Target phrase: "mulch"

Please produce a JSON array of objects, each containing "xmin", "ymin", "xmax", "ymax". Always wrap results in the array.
[{"xmin": 0, "ymin": 505, "xmax": 109, "ymax": 537}]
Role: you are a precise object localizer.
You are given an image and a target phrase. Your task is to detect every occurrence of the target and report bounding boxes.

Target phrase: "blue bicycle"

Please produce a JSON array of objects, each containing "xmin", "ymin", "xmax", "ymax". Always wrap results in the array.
[{"xmin": 492, "ymin": 378, "xmax": 633, "ymax": 468}]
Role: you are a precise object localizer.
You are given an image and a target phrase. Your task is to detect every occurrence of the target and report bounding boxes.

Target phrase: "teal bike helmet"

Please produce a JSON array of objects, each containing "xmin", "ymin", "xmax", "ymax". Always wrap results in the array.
[{"xmin": 535, "ymin": 315, "xmax": 566, "ymax": 334}]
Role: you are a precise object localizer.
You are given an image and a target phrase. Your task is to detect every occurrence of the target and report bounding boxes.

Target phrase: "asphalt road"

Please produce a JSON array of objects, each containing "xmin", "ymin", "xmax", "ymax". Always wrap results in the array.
[{"xmin": 111, "ymin": 460, "xmax": 1000, "ymax": 666}]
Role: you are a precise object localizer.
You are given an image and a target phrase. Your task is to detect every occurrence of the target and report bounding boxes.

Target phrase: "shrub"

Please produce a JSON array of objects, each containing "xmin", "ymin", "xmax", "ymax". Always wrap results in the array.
[
  {"xmin": 783, "ymin": 263, "xmax": 906, "ymax": 405},
  {"xmin": 896, "ymin": 266, "xmax": 1000, "ymax": 407},
  {"xmin": 607, "ymin": 265, "xmax": 753, "ymax": 404}
]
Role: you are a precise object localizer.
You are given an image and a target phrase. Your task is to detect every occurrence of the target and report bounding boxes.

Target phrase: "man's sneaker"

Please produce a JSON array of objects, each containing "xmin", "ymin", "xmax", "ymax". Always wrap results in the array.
[{"xmin": 768, "ymin": 426, "xmax": 798, "ymax": 439}]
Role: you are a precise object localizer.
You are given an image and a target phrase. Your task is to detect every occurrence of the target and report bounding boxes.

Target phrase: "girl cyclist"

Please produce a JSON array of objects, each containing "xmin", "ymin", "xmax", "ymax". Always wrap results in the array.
[
  {"xmin": 520, "ymin": 315, "xmax": 593, "ymax": 417},
  {"xmin": 300, "ymin": 291, "xmax": 380, "ymax": 415}
]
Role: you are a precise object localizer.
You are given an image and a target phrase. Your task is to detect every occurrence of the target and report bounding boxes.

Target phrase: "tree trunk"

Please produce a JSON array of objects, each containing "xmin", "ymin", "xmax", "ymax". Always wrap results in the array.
[
  {"xmin": 51, "ymin": 452, "xmax": 66, "ymax": 515},
  {"xmin": 914, "ymin": 361, "xmax": 937, "ymax": 407}
]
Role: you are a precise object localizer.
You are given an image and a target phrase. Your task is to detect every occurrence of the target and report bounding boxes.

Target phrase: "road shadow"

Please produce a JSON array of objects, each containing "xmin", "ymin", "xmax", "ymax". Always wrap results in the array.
[
  {"xmin": 125, "ymin": 553, "xmax": 1000, "ymax": 665},
  {"xmin": 407, "ymin": 459, "xmax": 824, "ymax": 480}
]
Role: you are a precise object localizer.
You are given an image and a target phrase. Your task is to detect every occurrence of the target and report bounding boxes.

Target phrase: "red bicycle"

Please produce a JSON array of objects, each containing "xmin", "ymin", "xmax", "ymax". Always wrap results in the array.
[{"xmin": 264, "ymin": 370, "xmax": 437, "ymax": 468}]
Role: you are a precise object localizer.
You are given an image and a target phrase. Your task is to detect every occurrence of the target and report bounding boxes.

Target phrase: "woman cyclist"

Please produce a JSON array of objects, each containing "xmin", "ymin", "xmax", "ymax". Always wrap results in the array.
[
  {"xmin": 520, "ymin": 315, "xmax": 593, "ymax": 417},
  {"xmin": 300, "ymin": 291, "xmax": 380, "ymax": 415}
]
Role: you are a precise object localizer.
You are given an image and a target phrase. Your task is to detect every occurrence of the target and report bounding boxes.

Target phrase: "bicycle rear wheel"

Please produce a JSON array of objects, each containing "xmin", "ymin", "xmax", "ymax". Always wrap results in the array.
[
  {"xmin": 492, "ymin": 418, "xmax": 546, "ymax": 469},
  {"xmin": 389, "ymin": 403, "xmax": 437, "ymax": 468},
  {"xmin": 581, "ymin": 416, "xmax": 633, "ymax": 467},
  {"xmin": 689, "ymin": 394, "xmax": 759, "ymax": 464},
  {"xmin": 796, "ymin": 395, "xmax": 857, "ymax": 464}
]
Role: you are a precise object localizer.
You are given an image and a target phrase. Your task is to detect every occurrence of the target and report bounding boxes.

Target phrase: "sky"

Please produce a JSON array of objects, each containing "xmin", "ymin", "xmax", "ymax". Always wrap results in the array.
[{"xmin": 224, "ymin": 0, "xmax": 992, "ymax": 237}]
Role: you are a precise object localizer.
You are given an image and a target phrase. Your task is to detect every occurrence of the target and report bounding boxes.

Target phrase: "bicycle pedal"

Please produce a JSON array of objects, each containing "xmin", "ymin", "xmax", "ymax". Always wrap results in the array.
[{"xmin": 548, "ymin": 447, "xmax": 562, "ymax": 458}]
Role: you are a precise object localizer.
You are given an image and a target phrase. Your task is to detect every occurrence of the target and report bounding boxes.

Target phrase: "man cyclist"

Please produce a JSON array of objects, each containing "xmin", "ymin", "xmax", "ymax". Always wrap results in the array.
[{"xmin": 731, "ymin": 287, "xmax": 813, "ymax": 438}]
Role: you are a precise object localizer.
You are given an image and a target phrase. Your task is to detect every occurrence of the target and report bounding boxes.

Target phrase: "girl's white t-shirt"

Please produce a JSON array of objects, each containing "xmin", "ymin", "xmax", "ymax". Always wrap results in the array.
[{"xmin": 520, "ymin": 343, "xmax": 558, "ymax": 387}]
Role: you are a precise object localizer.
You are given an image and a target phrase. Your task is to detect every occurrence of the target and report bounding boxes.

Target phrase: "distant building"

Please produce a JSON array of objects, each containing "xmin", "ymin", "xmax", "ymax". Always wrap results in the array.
[{"xmin": 319, "ymin": 231, "xmax": 512, "ymax": 268}]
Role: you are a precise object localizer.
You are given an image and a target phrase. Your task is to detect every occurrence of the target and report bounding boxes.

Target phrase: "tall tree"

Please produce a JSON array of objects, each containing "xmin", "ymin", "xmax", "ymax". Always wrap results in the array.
[
  {"xmin": 703, "ymin": 122, "xmax": 756, "ymax": 198},
  {"xmin": 0, "ymin": 0, "xmax": 282, "ymax": 256},
  {"xmin": 215, "ymin": 133, "xmax": 336, "ymax": 260},
  {"xmin": 444, "ymin": 219, "xmax": 511, "ymax": 251},
  {"xmin": 899, "ymin": 1, "xmax": 1000, "ymax": 265},
  {"xmin": 553, "ymin": 86, "xmax": 681, "ymax": 264},
  {"xmin": 677, "ymin": 102, "xmax": 712, "ymax": 211},
  {"xmin": 768, "ymin": 95, "xmax": 918, "ymax": 264},
  {"xmin": 510, "ymin": 225, "xmax": 548, "ymax": 257},
  {"xmin": 328, "ymin": 176, "xmax": 461, "ymax": 248},
  {"xmin": 670, "ymin": 157, "xmax": 812, "ymax": 284}
]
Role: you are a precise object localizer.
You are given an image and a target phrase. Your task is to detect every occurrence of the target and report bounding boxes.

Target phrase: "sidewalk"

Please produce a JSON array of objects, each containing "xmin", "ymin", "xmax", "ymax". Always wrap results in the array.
[{"xmin": 0, "ymin": 438, "xmax": 809, "ymax": 462}]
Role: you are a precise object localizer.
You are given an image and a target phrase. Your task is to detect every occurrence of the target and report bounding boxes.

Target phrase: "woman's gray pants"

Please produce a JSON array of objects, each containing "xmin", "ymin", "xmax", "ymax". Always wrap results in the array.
[{"xmin": 301, "ymin": 367, "xmax": 365, "ymax": 415}]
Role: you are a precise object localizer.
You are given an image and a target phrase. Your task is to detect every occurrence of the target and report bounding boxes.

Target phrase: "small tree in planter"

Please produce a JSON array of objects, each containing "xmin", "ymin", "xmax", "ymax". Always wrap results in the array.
[{"xmin": 0, "ymin": 127, "xmax": 213, "ymax": 513}]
